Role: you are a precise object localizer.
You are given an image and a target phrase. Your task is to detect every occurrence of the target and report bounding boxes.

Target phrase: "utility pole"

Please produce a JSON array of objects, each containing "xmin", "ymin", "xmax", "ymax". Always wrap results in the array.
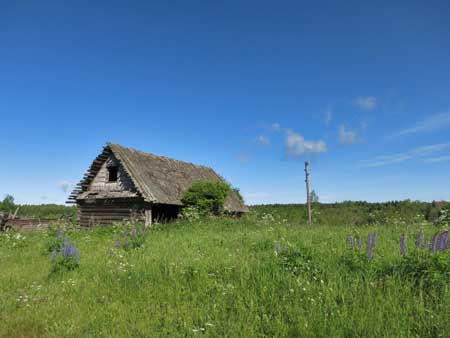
[{"xmin": 305, "ymin": 161, "xmax": 312, "ymax": 224}]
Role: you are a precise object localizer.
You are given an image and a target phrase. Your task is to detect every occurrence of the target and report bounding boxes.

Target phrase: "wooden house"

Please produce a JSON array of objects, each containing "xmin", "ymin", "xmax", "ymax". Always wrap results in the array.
[{"xmin": 68, "ymin": 143, "xmax": 248, "ymax": 227}]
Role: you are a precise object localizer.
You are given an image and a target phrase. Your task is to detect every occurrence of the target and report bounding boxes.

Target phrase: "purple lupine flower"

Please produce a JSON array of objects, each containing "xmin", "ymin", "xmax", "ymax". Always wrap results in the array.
[
  {"xmin": 121, "ymin": 228, "xmax": 127, "ymax": 238},
  {"xmin": 438, "ymin": 230, "xmax": 449, "ymax": 251},
  {"xmin": 124, "ymin": 239, "xmax": 129, "ymax": 248},
  {"xmin": 347, "ymin": 235, "xmax": 354, "ymax": 249},
  {"xmin": 276, "ymin": 242, "xmax": 281, "ymax": 254},
  {"xmin": 366, "ymin": 233, "xmax": 376, "ymax": 260},
  {"xmin": 71, "ymin": 247, "xmax": 78, "ymax": 263},
  {"xmin": 51, "ymin": 249, "xmax": 57, "ymax": 262},
  {"xmin": 400, "ymin": 234, "xmax": 406, "ymax": 257},
  {"xmin": 64, "ymin": 240, "xmax": 72, "ymax": 259},
  {"xmin": 358, "ymin": 239, "xmax": 363, "ymax": 249},
  {"xmin": 131, "ymin": 228, "xmax": 137, "ymax": 239},
  {"xmin": 370, "ymin": 233, "xmax": 376, "ymax": 247},
  {"xmin": 114, "ymin": 239, "xmax": 121, "ymax": 249},
  {"xmin": 415, "ymin": 231, "xmax": 422, "ymax": 249},
  {"xmin": 429, "ymin": 233, "xmax": 438, "ymax": 252}
]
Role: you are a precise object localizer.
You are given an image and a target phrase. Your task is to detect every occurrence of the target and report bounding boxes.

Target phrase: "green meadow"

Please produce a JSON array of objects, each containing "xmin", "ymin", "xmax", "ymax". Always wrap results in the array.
[{"xmin": 1, "ymin": 204, "xmax": 449, "ymax": 338}]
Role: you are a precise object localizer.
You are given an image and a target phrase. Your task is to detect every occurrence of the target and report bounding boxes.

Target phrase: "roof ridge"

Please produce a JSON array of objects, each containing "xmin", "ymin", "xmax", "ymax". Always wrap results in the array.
[{"xmin": 107, "ymin": 142, "xmax": 215, "ymax": 171}]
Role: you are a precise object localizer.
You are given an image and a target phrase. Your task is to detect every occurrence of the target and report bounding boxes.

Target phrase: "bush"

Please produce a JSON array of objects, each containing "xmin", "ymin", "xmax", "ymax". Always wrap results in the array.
[
  {"xmin": 181, "ymin": 181, "xmax": 231, "ymax": 216},
  {"xmin": 436, "ymin": 207, "xmax": 450, "ymax": 227}
]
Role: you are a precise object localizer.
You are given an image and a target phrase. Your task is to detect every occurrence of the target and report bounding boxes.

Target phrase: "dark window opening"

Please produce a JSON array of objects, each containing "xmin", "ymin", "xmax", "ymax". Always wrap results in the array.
[{"xmin": 108, "ymin": 166, "xmax": 118, "ymax": 182}]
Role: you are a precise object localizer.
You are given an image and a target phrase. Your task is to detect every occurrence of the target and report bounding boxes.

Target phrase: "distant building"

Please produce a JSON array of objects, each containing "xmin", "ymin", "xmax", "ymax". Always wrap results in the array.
[{"xmin": 68, "ymin": 143, "xmax": 247, "ymax": 227}]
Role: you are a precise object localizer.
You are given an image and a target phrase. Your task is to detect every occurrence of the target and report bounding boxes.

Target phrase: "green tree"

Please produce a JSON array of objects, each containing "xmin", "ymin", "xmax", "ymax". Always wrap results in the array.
[
  {"xmin": 1, "ymin": 194, "xmax": 15, "ymax": 211},
  {"xmin": 182, "ymin": 181, "xmax": 231, "ymax": 216},
  {"xmin": 310, "ymin": 190, "xmax": 319, "ymax": 203}
]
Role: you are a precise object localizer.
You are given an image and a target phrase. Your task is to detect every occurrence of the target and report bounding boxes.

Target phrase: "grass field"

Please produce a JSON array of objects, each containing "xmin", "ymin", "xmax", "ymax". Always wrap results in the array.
[{"xmin": 1, "ymin": 206, "xmax": 449, "ymax": 338}]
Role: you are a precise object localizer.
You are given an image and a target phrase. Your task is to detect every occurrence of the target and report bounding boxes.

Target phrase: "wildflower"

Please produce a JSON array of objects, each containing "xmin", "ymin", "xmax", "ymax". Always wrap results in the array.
[
  {"xmin": 51, "ymin": 249, "xmax": 57, "ymax": 262},
  {"xmin": 429, "ymin": 233, "xmax": 438, "ymax": 252},
  {"xmin": 72, "ymin": 247, "xmax": 79, "ymax": 263},
  {"xmin": 114, "ymin": 239, "xmax": 121, "ymax": 249},
  {"xmin": 347, "ymin": 235, "xmax": 354, "ymax": 249},
  {"xmin": 366, "ymin": 233, "xmax": 376, "ymax": 260},
  {"xmin": 131, "ymin": 227, "xmax": 137, "ymax": 239},
  {"xmin": 437, "ymin": 230, "xmax": 449, "ymax": 251},
  {"xmin": 415, "ymin": 231, "xmax": 422, "ymax": 249},
  {"xmin": 400, "ymin": 234, "xmax": 406, "ymax": 257},
  {"xmin": 276, "ymin": 242, "xmax": 281, "ymax": 255},
  {"xmin": 358, "ymin": 239, "xmax": 363, "ymax": 249}
]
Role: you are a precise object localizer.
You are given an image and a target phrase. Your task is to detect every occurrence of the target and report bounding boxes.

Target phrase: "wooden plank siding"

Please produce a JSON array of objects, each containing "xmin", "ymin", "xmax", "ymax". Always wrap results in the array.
[{"xmin": 77, "ymin": 198, "xmax": 148, "ymax": 227}]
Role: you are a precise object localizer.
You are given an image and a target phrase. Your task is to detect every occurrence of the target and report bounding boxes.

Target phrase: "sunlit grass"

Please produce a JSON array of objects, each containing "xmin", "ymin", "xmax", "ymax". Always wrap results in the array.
[{"xmin": 0, "ymin": 210, "xmax": 449, "ymax": 338}]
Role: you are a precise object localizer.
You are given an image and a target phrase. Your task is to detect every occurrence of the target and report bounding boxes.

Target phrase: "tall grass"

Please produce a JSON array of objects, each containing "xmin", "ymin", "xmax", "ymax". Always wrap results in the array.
[{"xmin": 0, "ymin": 208, "xmax": 448, "ymax": 338}]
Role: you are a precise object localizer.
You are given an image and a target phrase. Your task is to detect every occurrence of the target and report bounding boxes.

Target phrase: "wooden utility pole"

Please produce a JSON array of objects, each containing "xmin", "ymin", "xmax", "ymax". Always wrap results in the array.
[{"xmin": 304, "ymin": 161, "xmax": 312, "ymax": 224}]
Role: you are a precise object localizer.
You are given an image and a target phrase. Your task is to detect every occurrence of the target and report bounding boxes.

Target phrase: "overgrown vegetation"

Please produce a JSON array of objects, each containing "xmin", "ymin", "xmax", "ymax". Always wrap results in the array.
[
  {"xmin": 1, "ymin": 203, "xmax": 449, "ymax": 338},
  {"xmin": 181, "ymin": 181, "xmax": 231, "ymax": 216}
]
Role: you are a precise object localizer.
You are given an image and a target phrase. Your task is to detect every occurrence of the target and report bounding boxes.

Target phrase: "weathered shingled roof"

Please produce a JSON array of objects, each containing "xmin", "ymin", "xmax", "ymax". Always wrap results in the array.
[{"xmin": 68, "ymin": 143, "xmax": 248, "ymax": 213}]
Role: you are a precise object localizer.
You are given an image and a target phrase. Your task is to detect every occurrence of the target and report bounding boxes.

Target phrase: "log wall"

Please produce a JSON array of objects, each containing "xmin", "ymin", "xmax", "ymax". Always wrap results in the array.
[{"xmin": 78, "ymin": 198, "xmax": 147, "ymax": 227}]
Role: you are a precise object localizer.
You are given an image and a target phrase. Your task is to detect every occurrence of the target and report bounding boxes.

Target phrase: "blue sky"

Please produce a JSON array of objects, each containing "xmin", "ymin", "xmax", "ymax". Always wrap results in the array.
[{"xmin": 1, "ymin": 0, "xmax": 450, "ymax": 205}]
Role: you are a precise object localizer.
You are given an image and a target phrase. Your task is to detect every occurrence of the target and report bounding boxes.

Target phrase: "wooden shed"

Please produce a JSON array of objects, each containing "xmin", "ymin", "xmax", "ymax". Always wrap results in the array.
[{"xmin": 68, "ymin": 143, "xmax": 248, "ymax": 227}]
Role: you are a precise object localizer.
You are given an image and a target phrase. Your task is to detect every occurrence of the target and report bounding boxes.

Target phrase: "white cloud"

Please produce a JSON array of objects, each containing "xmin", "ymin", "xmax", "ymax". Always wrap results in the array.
[
  {"xmin": 354, "ymin": 96, "xmax": 377, "ymax": 110},
  {"xmin": 285, "ymin": 130, "xmax": 327, "ymax": 158},
  {"xmin": 338, "ymin": 125, "xmax": 359, "ymax": 145},
  {"xmin": 423, "ymin": 155, "xmax": 450, "ymax": 163},
  {"xmin": 270, "ymin": 122, "xmax": 282, "ymax": 132},
  {"xmin": 411, "ymin": 142, "xmax": 450, "ymax": 156},
  {"xmin": 360, "ymin": 153, "xmax": 413, "ymax": 167},
  {"xmin": 256, "ymin": 135, "xmax": 270, "ymax": 145},
  {"xmin": 58, "ymin": 181, "xmax": 73, "ymax": 193},
  {"xmin": 391, "ymin": 112, "xmax": 450, "ymax": 138},
  {"xmin": 361, "ymin": 142, "xmax": 450, "ymax": 167}
]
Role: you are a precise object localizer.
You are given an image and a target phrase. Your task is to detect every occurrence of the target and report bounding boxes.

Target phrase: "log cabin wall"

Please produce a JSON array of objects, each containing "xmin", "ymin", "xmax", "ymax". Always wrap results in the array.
[{"xmin": 78, "ymin": 198, "xmax": 148, "ymax": 227}]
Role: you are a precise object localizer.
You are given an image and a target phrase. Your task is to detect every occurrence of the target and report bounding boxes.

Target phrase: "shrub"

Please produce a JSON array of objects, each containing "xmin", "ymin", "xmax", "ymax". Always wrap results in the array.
[
  {"xmin": 180, "ymin": 206, "xmax": 202, "ymax": 221},
  {"xmin": 181, "ymin": 181, "xmax": 231, "ymax": 216},
  {"xmin": 436, "ymin": 206, "xmax": 450, "ymax": 227}
]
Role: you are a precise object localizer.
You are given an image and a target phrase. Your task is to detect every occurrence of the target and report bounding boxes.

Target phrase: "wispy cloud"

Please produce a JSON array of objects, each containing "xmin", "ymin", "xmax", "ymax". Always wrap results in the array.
[
  {"xmin": 238, "ymin": 152, "xmax": 250, "ymax": 164},
  {"xmin": 423, "ymin": 155, "xmax": 450, "ymax": 163},
  {"xmin": 361, "ymin": 142, "xmax": 450, "ymax": 167},
  {"xmin": 324, "ymin": 108, "xmax": 333, "ymax": 125},
  {"xmin": 58, "ymin": 181, "xmax": 73, "ymax": 193},
  {"xmin": 354, "ymin": 96, "xmax": 376, "ymax": 110},
  {"xmin": 338, "ymin": 125, "xmax": 359, "ymax": 145},
  {"xmin": 255, "ymin": 135, "xmax": 270, "ymax": 145},
  {"xmin": 411, "ymin": 142, "xmax": 450, "ymax": 156},
  {"xmin": 270, "ymin": 122, "xmax": 282, "ymax": 132},
  {"xmin": 285, "ymin": 130, "xmax": 327, "ymax": 158},
  {"xmin": 391, "ymin": 112, "xmax": 450, "ymax": 138},
  {"xmin": 360, "ymin": 153, "xmax": 412, "ymax": 167}
]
